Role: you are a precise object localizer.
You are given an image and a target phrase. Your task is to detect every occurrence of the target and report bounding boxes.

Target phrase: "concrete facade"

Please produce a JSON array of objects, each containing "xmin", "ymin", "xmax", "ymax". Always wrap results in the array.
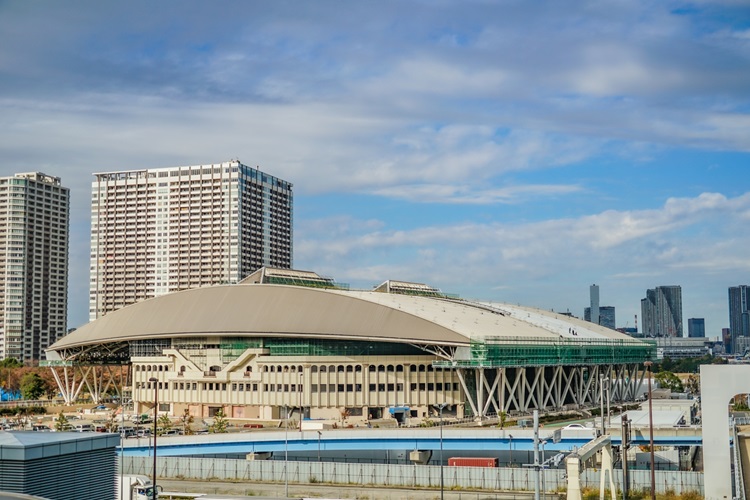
[{"xmin": 700, "ymin": 364, "xmax": 750, "ymax": 499}]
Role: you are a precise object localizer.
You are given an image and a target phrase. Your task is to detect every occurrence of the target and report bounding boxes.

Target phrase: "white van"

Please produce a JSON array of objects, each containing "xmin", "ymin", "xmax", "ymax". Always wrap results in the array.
[{"xmin": 73, "ymin": 423, "xmax": 94, "ymax": 432}]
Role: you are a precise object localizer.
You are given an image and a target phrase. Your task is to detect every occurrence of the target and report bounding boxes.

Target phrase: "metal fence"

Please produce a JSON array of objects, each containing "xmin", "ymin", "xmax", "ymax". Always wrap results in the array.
[{"xmin": 123, "ymin": 456, "xmax": 703, "ymax": 495}]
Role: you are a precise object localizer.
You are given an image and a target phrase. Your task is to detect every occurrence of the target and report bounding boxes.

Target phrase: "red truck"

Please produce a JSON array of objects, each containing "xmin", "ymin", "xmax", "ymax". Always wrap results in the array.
[{"xmin": 448, "ymin": 457, "xmax": 498, "ymax": 467}]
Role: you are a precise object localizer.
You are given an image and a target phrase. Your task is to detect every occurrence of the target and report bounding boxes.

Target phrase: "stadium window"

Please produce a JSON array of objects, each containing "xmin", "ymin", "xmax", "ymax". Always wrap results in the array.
[
  {"xmin": 378, "ymin": 384, "xmax": 385, "ymax": 391},
  {"xmin": 270, "ymin": 366, "xmax": 275, "ymax": 373},
  {"xmin": 311, "ymin": 384, "xmax": 318, "ymax": 393},
  {"xmin": 453, "ymin": 383, "xmax": 459, "ymax": 391},
  {"xmin": 369, "ymin": 384, "xmax": 376, "ymax": 391},
  {"xmin": 427, "ymin": 383, "xmax": 434, "ymax": 391},
  {"xmin": 346, "ymin": 366, "xmax": 353, "ymax": 373},
  {"xmin": 409, "ymin": 365, "xmax": 417, "ymax": 372},
  {"xmin": 192, "ymin": 383, "xmax": 197, "ymax": 390},
  {"xmin": 427, "ymin": 365, "xmax": 434, "ymax": 372},
  {"xmin": 222, "ymin": 384, "xmax": 226, "ymax": 390},
  {"xmin": 355, "ymin": 384, "xmax": 362, "ymax": 392},
  {"xmin": 368, "ymin": 365, "xmax": 375, "ymax": 372},
  {"xmin": 396, "ymin": 365, "xmax": 404, "ymax": 372},
  {"xmin": 284, "ymin": 384, "xmax": 289, "ymax": 392},
  {"xmin": 320, "ymin": 385, "xmax": 327, "ymax": 393},
  {"xmin": 410, "ymin": 383, "xmax": 417, "ymax": 391},
  {"xmin": 328, "ymin": 384, "xmax": 335, "ymax": 392},
  {"xmin": 436, "ymin": 383, "xmax": 443, "ymax": 391},
  {"xmin": 232, "ymin": 384, "xmax": 237, "ymax": 391},
  {"xmin": 396, "ymin": 383, "xmax": 403, "ymax": 391},
  {"xmin": 311, "ymin": 366, "xmax": 318, "ymax": 373},
  {"xmin": 387, "ymin": 365, "xmax": 394, "ymax": 372},
  {"xmin": 419, "ymin": 383, "xmax": 426, "ymax": 391},
  {"xmin": 320, "ymin": 366, "xmax": 327, "ymax": 373},
  {"xmin": 291, "ymin": 365, "xmax": 296, "ymax": 373},
  {"xmin": 387, "ymin": 384, "xmax": 394, "ymax": 391},
  {"xmin": 329, "ymin": 365, "xmax": 335, "ymax": 373},
  {"xmin": 378, "ymin": 365, "xmax": 385, "ymax": 372},
  {"xmin": 337, "ymin": 365, "xmax": 344, "ymax": 373},
  {"xmin": 298, "ymin": 365, "xmax": 303, "ymax": 372},
  {"xmin": 338, "ymin": 384, "xmax": 344, "ymax": 392},
  {"xmin": 355, "ymin": 365, "xmax": 362, "ymax": 372},
  {"xmin": 418, "ymin": 365, "xmax": 426, "ymax": 372},
  {"xmin": 252, "ymin": 384, "xmax": 258, "ymax": 391}
]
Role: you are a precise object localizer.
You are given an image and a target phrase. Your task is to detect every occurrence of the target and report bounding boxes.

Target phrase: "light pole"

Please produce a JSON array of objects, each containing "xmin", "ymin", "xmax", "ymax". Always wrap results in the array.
[
  {"xmin": 644, "ymin": 361, "xmax": 656, "ymax": 500},
  {"xmin": 284, "ymin": 404, "xmax": 289, "ymax": 498},
  {"xmin": 148, "ymin": 377, "xmax": 158, "ymax": 496},
  {"xmin": 508, "ymin": 434, "xmax": 513, "ymax": 467},
  {"xmin": 433, "ymin": 403, "xmax": 448, "ymax": 500},
  {"xmin": 317, "ymin": 430, "xmax": 322, "ymax": 462},
  {"xmin": 599, "ymin": 373, "xmax": 605, "ymax": 436}
]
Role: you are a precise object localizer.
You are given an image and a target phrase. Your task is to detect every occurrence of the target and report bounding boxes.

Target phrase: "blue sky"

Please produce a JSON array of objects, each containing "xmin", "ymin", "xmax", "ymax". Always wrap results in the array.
[{"xmin": 1, "ymin": 1, "xmax": 749, "ymax": 336}]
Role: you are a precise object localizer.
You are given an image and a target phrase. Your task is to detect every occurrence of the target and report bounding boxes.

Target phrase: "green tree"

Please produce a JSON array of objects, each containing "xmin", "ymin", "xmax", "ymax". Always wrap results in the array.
[
  {"xmin": 20, "ymin": 372, "xmax": 47, "ymax": 400},
  {"xmin": 180, "ymin": 408, "xmax": 195, "ymax": 435},
  {"xmin": 654, "ymin": 371, "xmax": 684, "ymax": 393},
  {"xmin": 685, "ymin": 374, "xmax": 700, "ymax": 396},
  {"xmin": 0, "ymin": 358, "xmax": 21, "ymax": 368},
  {"xmin": 156, "ymin": 414, "xmax": 172, "ymax": 436},
  {"xmin": 209, "ymin": 408, "xmax": 228, "ymax": 433},
  {"xmin": 54, "ymin": 412, "xmax": 70, "ymax": 432}
]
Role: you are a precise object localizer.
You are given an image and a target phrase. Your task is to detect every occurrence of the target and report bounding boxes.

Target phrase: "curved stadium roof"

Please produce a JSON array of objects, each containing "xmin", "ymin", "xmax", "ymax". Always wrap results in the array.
[{"xmin": 50, "ymin": 282, "xmax": 638, "ymax": 353}]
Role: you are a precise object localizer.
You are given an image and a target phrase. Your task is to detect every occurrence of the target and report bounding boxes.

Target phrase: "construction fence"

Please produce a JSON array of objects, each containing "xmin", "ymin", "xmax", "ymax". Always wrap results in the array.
[{"xmin": 123, "ymin": 456, "xmax": 703, "ymax": 495}]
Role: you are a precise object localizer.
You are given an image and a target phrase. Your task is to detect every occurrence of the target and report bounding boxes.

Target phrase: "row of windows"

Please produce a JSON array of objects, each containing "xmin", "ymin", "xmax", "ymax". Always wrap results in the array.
[
  {"xmin": 137, "ymin": 380, "xmax": 459, "ymax": 393},
  {"xmin": 136, "ymin": 364, "xmax": 445, "ymax": 374}
]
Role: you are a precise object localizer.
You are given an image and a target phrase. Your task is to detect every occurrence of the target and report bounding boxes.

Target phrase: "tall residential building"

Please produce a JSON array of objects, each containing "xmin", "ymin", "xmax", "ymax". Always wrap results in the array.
[
  {"xmin": 641, "ymin": 285, "xmax": 683, "ymax": 337},
  {"xmin": 687, "ymin": 318, "xmax": 705, "ymax": 338},
  {"xmin": 0, "ymin": 173, "xmax": 69, "ymax": 361},
  {"xmin": 585, "ymin": 305, "xmax": 616, "ymax": 330},
  {"xmin": 728, "ymin": 285, "xmax": 750, "ymax": 354},
  {"xmin": 590, "ymin": 284, "xmax": 600, "ymax": 326},
  {"xmin": 90, "ymin": 160, "xmax": 292, "ymax": 320}
]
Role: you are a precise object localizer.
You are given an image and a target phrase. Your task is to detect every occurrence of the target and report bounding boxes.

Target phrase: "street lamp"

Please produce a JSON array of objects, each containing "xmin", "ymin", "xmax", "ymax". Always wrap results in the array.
[
  {"xmin": 644, "ymin": 361, "xmax": 656, "ymax": 500},
  {"xmin": 434, "ymin": 403, "xmax": 448, "ymax": 500},
  {"xmin": 148, "ymin": 377, "xmax": 158, "ymax": 496},
  {"xmin": 284, "ymin": 404, "xmax": 289, "ymax": 498},
  {"xmin": 508, "ymin": 434, "xmax": 513, "ymax": 467}
]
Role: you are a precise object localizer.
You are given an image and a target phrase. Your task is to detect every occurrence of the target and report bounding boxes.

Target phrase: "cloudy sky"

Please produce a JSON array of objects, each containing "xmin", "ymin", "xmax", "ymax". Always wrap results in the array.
[{"xmin": 1, "ymin": 1, "xmax": 749, "ymax": 335}]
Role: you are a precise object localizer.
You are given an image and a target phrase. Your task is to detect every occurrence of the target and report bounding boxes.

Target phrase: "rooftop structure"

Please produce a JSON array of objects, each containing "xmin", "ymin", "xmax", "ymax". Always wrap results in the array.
[{"xmin": 47, "ymin": 269, "xmax": 654, "ymax": 423}]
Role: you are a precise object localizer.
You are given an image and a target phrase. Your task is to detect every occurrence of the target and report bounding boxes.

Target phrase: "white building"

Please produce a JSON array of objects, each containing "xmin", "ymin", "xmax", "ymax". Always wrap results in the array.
[
  {"xmin": 89, "ymin": 160, "xmax": 292, "ymax": 320},
  {"xmin": 0, "ymin": 172, "xmax": 69, "ymax": 361}
]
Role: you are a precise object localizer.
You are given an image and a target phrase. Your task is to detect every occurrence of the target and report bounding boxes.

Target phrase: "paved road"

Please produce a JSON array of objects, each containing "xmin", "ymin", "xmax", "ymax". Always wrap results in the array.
[{"xmin": 158, "ymin": 478, "xmax": 539, "ymax": 500}]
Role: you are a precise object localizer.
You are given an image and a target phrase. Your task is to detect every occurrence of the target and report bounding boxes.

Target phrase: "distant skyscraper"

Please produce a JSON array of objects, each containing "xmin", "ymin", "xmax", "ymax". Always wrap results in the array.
[
  {"xmin": 590, "ymin": 284, "xmax": 600, "ymax": 326},
  {"xmin": 585, "ymin": 305, "xmax": 616, "ymax": 330},
  {"xmin": 90, "ymin": 160, "xmax": 293, "ymax": 320},
  {"xmin": 687, "ymin": 318, "xmax": 705, "ymax": 338},
  {"xmin": 728, "ymin": 285, "xmax": 750, "ymax": 354},
  {"xmin": 0, "ymin": 172, "xmax": 69, "ymax": 361},
  {"xmin": 641, "ymin": 285, "xmax": 683, "ymax": 337}
]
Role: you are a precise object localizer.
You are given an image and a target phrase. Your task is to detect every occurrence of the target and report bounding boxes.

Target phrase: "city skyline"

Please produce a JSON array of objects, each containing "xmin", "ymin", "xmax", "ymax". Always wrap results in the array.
[{"xmin": 1, "ymin": 2, "xmax": 749, "ymax": 336}]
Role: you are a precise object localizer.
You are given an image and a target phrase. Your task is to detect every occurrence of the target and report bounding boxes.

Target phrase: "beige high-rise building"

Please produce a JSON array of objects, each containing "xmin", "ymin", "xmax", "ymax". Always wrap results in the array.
[
  {"xmin": 0, "ymin": 172, "xmax": 69, "ymax": 361},
  {"xmin": 90, "ymin": 160, "xmax": 292, "ymax": 321}
]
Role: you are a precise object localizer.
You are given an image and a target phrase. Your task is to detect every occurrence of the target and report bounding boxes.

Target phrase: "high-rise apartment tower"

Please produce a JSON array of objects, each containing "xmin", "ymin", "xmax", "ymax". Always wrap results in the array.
[
  {"xmin": 728, "ymin": 285, "xmax": 750, "ymax": 354},
  {"xmin": 641, "ymin": 285, "xmax": 683, "ymax": 337},
  {"xmin": 90, "ymin": 160, "xmax": 292, "ymax": 320},
  {"xmin": 0, "ymin": 173, "xmax": 69, "ymax": 361}
]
